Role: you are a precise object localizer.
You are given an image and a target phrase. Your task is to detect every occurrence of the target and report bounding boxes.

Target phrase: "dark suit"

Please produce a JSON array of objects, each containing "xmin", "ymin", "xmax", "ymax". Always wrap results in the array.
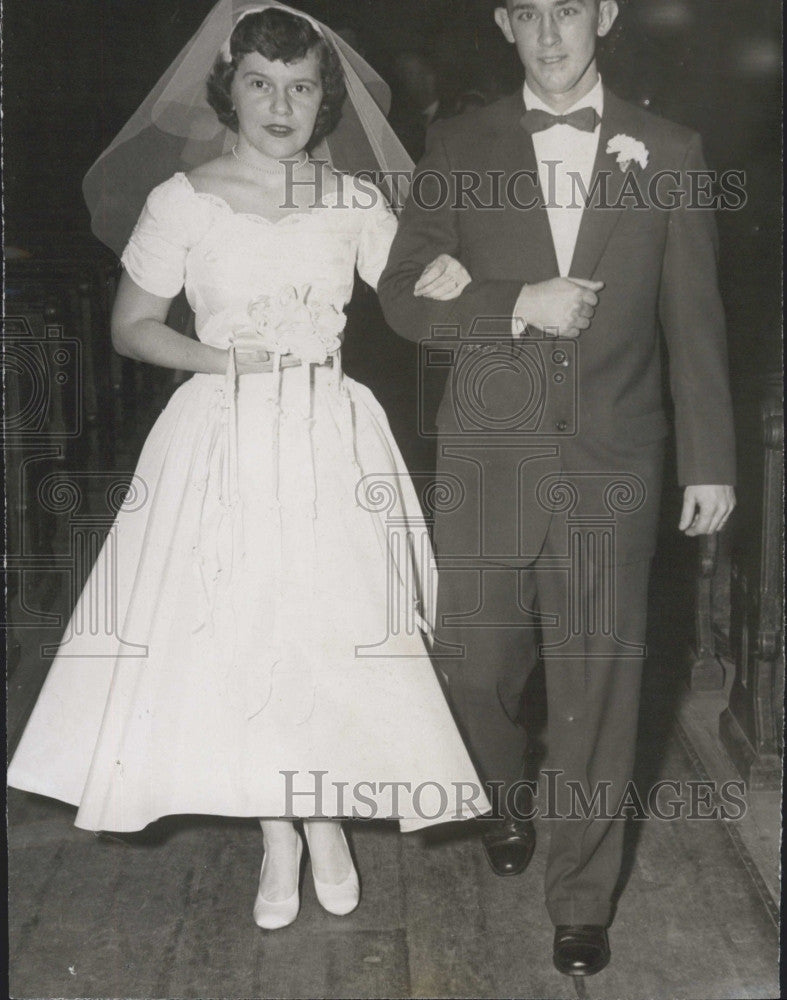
[{"xmin": 378, "ymin": 89, "xmax": 735, "ymax": 925}]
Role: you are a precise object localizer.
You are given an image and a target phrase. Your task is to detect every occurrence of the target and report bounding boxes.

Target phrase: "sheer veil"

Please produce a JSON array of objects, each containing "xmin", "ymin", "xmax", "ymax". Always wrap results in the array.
[{"xmin": 83, "ymin": 0, "xmax": 414, "ymax": 256}]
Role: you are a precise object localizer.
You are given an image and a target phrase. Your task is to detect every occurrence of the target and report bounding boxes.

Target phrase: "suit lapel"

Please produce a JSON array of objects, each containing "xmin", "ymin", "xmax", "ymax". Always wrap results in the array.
[
  {"xmin": 491, "ymin": 94, "xmax": 560, "ymax": 280},
  {"xmin": 569, "ymin": 91, "xmax": 637, "ymax": 280}
]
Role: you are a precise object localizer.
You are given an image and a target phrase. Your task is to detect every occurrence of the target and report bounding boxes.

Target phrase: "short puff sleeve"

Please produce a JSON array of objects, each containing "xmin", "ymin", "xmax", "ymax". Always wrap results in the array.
[
  {"xmin": 120, "ymin": 174, "xmax": 203, "ymax": 298},
  {"xmin": 354, "ymin": 178, "xmax": 399, "ymax": 291}
]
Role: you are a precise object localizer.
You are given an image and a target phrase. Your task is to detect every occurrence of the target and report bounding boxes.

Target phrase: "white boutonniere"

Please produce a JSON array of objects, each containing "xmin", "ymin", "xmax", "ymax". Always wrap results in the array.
[{"xmin": 606, "ymin": 134, "xmax": 649, "ymax": 172}]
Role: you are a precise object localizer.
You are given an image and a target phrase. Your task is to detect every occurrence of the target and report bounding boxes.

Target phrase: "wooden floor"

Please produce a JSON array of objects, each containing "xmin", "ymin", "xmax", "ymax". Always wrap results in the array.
[
  {"xmin": 6, "ymin": 350, "xmax": 781, "ymax": 999},
  {"xmin": 8, "ymin": 670, "xmax": 780, "ymax": 999}
]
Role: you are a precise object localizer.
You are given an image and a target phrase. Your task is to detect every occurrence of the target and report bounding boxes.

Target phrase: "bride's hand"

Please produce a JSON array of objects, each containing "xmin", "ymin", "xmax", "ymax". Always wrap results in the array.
[
  {"xmin": 413, "ymin": 254, "xmax": 472, "ymax": 300},
  {"xmin": 230, "ymin": 328, "xmax": 273, "ymax": 373},
  {"xmin": 231, "ymin": 328, "xmax": 346, "ymax": 375},
  {"xmin": 234, "ymin": 348, "xmax": 273, "ymax": 374}
]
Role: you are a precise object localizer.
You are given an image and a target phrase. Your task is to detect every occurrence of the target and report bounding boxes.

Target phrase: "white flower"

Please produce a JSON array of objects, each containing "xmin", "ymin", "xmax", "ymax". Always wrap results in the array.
[
  {"xmin": 246, "ymin": 294, "xmax": 284, "ymax": 352},
  {"xmin": 287, "ymin": 325, "xmax": 330, "ymax": 365},
  {"xmin": 242, "ymin": 285, "xmax": 345, "ymax": 363},
  {"xmin": 309, "ymin": 300, "xmax": 345, "ymax": 341},
  {"xmin": 277, "ymin": 285, "xmax": 299, "ymax": 308},
  {"xmin": 247, "ymin": 294, "xmax": 274, "ymax": 326},
  {"xmin": 606, "ymin": 133, "xmax": 649, "ymax": 172}
]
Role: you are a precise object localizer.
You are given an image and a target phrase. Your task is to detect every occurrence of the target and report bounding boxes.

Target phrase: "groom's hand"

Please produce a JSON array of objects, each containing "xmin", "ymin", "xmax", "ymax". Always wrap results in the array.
[
  {"xmin": 514, "ymin": 277, "xmax": 604, "ymax": 339},
  {"xmin": 679, "ymin": 485, "xmax": 736, "ymax": 536}
]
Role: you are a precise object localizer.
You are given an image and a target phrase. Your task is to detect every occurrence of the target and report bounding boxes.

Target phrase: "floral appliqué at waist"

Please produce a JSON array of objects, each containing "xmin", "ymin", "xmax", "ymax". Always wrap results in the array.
[{"xmin": 199, "ymin": 284, "xmax": 346, "ymax": 363}]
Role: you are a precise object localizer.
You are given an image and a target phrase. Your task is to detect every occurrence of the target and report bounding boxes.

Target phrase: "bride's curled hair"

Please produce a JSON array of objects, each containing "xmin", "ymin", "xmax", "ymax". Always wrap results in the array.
[{"xmin": 207, "ymin": 7, "xmax": 346, "ymax": 148}]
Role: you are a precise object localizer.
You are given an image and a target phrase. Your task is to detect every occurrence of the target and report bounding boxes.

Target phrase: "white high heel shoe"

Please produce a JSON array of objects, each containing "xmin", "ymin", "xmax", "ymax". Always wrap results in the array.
[
  {"xmin": 253, "ymin": 834, "xmax": 303, "ymax": 929},
  {"xmin": 304, "ymin": 824, "xmax": 360, "ymax": 916}
]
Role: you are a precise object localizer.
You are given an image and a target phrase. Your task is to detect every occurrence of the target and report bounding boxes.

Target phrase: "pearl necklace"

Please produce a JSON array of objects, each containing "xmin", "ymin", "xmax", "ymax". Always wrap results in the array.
[{"xmin": 232, "ymin": 145, "xmax": 309, "ymax": 174}]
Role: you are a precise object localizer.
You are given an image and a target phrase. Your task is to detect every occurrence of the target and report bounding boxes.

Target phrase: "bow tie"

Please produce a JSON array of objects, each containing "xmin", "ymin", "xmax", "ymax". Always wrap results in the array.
[{"xmin": 521, "ymin": 106, "xmax": 600, "ymax": 135}]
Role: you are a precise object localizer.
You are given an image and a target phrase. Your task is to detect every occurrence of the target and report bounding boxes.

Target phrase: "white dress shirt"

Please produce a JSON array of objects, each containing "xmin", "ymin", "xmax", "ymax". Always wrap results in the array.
[
  {"xmin": 524, "ymin": 76, "xmax": 604, "ymax": 277},
  {"xmin": 512, "ymin": 78, "xmax": 604, "ymax": 335}
]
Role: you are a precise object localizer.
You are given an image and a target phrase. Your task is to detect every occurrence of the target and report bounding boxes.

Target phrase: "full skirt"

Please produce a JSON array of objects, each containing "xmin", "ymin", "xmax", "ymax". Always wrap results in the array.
[{"xmin": 8, "ymin": 364, "xmax": 489, "ymax": 831}]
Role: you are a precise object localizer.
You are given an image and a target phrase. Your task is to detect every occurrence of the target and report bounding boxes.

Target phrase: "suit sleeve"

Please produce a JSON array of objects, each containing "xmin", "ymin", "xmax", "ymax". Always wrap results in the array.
[
  {"xmin": 658, "ymin": 132, "xmax": 736, "ymax": 486},
  {"xmin": 377, "ymin": 125, "xmax": 523, "ymax": 343}
]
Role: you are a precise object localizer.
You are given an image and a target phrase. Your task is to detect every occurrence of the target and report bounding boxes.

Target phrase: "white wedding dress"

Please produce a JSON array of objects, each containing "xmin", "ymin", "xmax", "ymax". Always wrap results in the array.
[{"xmin": 8, "ymin": 172, "xmax": 489, "ymax": 832}]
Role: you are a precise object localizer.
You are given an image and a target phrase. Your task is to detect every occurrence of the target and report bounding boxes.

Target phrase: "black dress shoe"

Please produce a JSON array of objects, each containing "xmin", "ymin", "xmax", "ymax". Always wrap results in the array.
[
  {"xmin": 553, "ymin": 925, "xmax": 610, "ymax": 977},
  {"xmin": 480, "ymin": 817, "xmax": 535, "ymax": 876}
]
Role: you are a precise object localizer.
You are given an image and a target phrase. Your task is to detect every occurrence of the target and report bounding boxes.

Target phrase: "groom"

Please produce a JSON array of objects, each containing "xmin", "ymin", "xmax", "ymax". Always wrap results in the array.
[{"xmin": 378, "ymin": 0, "xmax": 736, "ymax": 978}]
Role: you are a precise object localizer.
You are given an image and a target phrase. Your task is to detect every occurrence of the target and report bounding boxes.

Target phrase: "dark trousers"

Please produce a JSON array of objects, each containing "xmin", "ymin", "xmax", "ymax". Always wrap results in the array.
[{"xmin": 436, "ymin": 519, "xmax": 651, "ymax": 926}]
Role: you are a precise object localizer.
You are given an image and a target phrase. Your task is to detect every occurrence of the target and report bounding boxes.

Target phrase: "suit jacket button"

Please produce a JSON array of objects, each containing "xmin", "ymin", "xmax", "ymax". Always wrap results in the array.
[{"xmin": 555, "ymin": 419, "xmax": 568, "ymax": 432}]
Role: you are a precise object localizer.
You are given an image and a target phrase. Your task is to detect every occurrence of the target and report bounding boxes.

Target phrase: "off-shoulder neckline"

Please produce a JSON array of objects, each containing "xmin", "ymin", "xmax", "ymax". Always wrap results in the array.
[{"xmin": 173, "ymin": 171, "xmax": 349, "ymax": 227}]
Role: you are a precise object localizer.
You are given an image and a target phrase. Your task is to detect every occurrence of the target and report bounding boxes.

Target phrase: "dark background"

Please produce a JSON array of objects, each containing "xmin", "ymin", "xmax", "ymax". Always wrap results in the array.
[
  {"xmin": 4, "ymin": 0, "xmax": 781, "ymax": 376},
  {"xmin": 3, "ymin": 0, "xmax": 782, "ymax": 498},
  {"xmin": 3, "ymin": 3, "xmax": 781, "ymax": 633},
  {"xmin": 3, "ymin": 10, "xmax": 781, "ymax": 991}
]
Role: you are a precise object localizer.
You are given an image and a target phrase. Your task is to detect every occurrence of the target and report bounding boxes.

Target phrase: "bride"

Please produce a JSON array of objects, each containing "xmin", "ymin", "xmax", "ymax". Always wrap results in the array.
[{"xmin": 8, "ymin": 2, "xmax": 490, "ymax": 930}]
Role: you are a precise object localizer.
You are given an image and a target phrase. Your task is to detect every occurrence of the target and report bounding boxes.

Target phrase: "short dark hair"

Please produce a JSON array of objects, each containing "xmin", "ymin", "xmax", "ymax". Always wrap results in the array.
[{"xmin": 206, "ymin": 7, "xmax": 346, "ymax": 149}]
